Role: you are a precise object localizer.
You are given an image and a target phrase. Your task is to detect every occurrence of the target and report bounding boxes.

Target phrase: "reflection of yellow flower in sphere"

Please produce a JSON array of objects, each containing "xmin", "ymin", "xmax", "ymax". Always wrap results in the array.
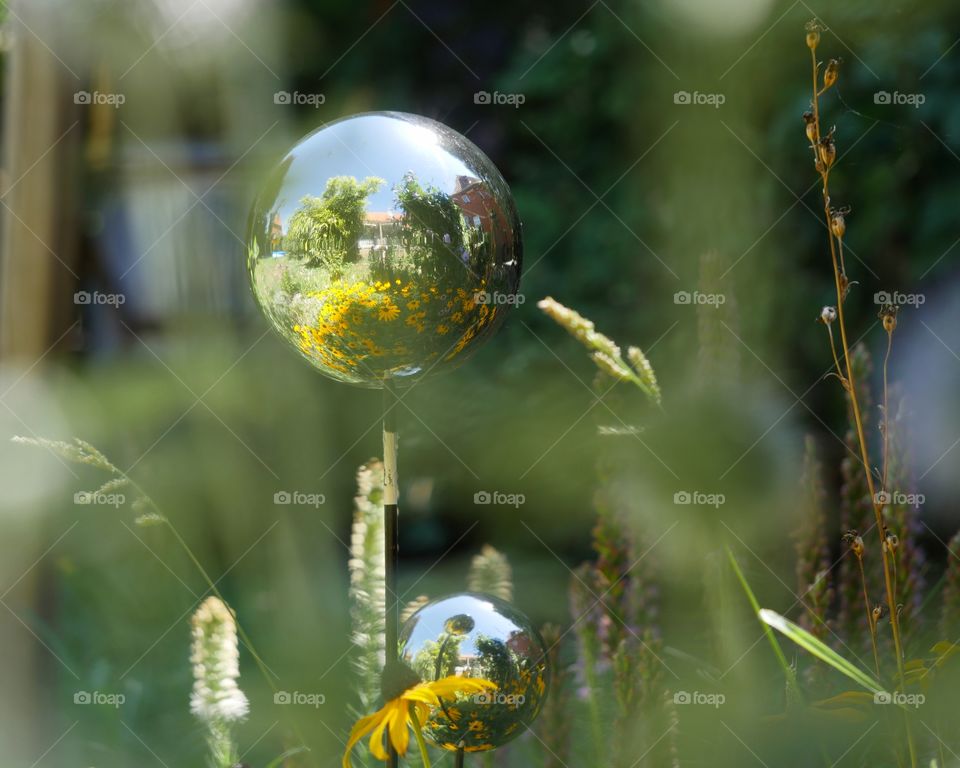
[
  {"xmin": 467, "ymin": 720, "xmax": 484, "ymax": 732},
  {"xmin": 288, "ymin": 274, "xmax": 506, "ymax": 374},
  {"xmin": 342, "ymin": 676, "xmax": 496, "ymax": 768},
  {"xmin": 378, "ymin": 301, "xmax": 400, "ymax": 322}
]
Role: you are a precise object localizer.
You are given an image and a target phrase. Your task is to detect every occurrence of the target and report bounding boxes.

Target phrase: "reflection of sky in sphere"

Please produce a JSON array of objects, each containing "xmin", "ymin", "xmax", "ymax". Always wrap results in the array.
[
  {"xmin": 401, "ymin": 594, "xmax": 523, "ymax": 661},
  {"xmin": 274, "ymin": 113, "xmax": 476, "ymax": 222}
]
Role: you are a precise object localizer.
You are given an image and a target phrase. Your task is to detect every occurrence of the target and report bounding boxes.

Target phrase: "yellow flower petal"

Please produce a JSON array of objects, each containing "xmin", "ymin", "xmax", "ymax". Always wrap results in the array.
[
  {"xmin": 342, "ymin": 710, "xmax": 386, "ymax": 768},
  {"xmin": 432, "ymin": 676, "xmax": 497, "ymax": 697},
  {"xmin": 403, "ymin": 687, "xmax": 442, "ymax": 707},
  {"xmin": 368, "ymin": 701, "xmax": 398, "ymax": 761},
  {"xmin": 344, "ymin": 676, "xmax": 497, "ymax": 766},
  {"xmin": 390, "ymin": 702, "xmax": 411, "ymax": 756}
]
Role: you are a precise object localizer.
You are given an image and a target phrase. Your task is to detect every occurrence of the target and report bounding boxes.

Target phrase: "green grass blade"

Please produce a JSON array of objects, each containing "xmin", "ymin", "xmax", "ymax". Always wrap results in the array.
[
  {"xmin": 266, "ymin": 747, "xmax": 310, "ymax": 768},
  {"xmin": 758, "ymin": 609, "xmax": 883, "ymax": 694},
  {"xmin": 726, "ymin": 547, "xmax": 799, "ymax": 693}
]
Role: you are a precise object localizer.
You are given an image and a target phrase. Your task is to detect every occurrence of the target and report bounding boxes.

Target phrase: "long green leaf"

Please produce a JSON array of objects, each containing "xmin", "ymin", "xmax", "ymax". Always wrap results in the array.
[
  {"xmin": 758, "ymin": 609, "xmax": 884, "ymax": 694},
  {"xmin": 726, "ymin": 547, "xmax": 799, "ymax": 694}
]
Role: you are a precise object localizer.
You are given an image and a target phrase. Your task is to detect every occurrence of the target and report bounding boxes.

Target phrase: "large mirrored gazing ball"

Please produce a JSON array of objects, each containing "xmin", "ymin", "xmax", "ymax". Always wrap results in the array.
[
  {"xmin": 247, "ymin": 112, "xmax": 523, "ymax": 387},
  {"xmin": 398, "ymin": 593, "xmax": 548, "ymax": 752}
]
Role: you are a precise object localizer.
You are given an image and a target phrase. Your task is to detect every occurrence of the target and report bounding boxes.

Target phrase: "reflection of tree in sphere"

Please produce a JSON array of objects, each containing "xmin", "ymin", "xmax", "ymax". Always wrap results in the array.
[
  {"xmin": 398, "ymin": 593, "xmax": 548, "ymax": 752},
  {"xmin": 247, "ymin": 112, "xmax": 523, "ymax": 387}
]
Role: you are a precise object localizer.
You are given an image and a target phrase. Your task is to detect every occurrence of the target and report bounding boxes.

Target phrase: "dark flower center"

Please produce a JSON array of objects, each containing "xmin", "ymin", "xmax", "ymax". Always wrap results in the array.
[{"xmin": 380, "ymin": 662, "xmax": 422, "ymax": 702}]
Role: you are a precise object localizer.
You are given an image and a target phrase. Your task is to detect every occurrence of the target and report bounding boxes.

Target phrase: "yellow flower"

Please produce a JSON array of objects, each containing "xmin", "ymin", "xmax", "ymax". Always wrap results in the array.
[
  {"xmin": 406, "ymin": 300, "xmax": 421, "ymax": 311},
  {"xmin": 343, "ymin": 676, "xmax": 496, "ymax": 768},
  {"xmin": 378, "ymin": 303, "xmax": 400, "ymax": 322}
]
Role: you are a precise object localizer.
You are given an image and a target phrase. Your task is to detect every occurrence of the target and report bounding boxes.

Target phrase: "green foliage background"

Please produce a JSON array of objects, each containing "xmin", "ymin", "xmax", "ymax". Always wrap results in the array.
[{"xmin": 2, "ymin": 0, "xmax": 960, "ymax": 766}]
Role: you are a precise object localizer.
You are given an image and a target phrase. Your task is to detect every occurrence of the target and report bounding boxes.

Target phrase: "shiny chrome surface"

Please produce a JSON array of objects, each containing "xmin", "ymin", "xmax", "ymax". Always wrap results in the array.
[
  {"xmin": 247, "ymin": 112, "xmax": 522, "ymax": 387},
  {"xmin": 398, "ymin": 593, "xmax": 548, "ymax": 751}
]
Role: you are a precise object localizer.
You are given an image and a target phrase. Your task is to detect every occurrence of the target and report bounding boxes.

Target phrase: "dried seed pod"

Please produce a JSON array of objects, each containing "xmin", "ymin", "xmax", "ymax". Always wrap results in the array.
[
  {"xmin": 819, "ymin": 305, "xmax": 837, "ymax": 324},
  {"xmin": 851, "ymin": 536, "xmax": 865, "ymax": 558},
  {"xmin": 805, "ymin": 20, "xmax": 823, "ymax": 50},
  {"xmin": 842, "ymin": 530, "xmax": 864, "ymax": 558},
  {"xmin": 823, "ymin": 58, "xmax": 840, "ymax": 90},
  {"xmin": 818, "ymin": 136, "xmax": 837, "ymax": 169},
  {"xmin": 839, "ymin": 273, "xmax": 851, "ymax": 299},
  {"xmin": 878, "ymin": 304, "xmax": 899, "ymax": 333},
  {"xmin": 830, "ymin": 209, "xmax": 846, "ymax": 238},
  {"xmin": 802, "ymin": 111, "xmax": 817, "ymax": 143}
]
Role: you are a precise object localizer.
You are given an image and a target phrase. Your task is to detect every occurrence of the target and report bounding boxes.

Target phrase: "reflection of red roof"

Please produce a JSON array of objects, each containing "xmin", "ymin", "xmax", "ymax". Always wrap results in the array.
[
  {"xmin": 454, "ymin": 175, "xmax": 481, "ymax": 193},
  {"xmin": 365, "ymin": 211, "xmax": 403, "ymax": 224}
]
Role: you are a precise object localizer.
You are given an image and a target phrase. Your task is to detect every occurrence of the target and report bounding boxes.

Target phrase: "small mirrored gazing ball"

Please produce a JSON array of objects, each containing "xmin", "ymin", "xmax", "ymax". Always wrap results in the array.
[
  {"xmin": 398, "ymin": 593, "xmax": 548, "ymax": 752},
  {"xmin": 247, "ymin": 112, "xmax": 523, "ymax": 388}
]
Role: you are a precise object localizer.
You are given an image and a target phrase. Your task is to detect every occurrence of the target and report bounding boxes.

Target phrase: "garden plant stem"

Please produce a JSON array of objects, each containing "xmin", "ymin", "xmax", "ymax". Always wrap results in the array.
[
  {"xmin": 384, "ymin": 382, "xmax": 401, "ymax": 768},
  {"xmin": 809, "ymin": 44, "xmax": 917, "ymax": 768},
  {"xmin": 856, "ymin": 554, "xmax": 882, "ymax": 678},
  {"xmin": 882, "ymin": 331, "xmax": 893, "ymax": 490}
]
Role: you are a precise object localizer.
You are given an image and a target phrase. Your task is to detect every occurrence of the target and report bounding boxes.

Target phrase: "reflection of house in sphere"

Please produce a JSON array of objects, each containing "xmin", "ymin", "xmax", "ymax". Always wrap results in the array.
[
  {"xmin": 506, "ymin": 630, "xmax": 536, "ymax": 658},
  {"xmin": 451, "ymin": 175, "xmax": 513, "ymax": 260},
  {"xmin": 269, "ymin": 211, "xmax": 284, "ymax": 256},
  {"xmin": 360, "ymin": 211, "xmax": 403, "ymax": 257}
]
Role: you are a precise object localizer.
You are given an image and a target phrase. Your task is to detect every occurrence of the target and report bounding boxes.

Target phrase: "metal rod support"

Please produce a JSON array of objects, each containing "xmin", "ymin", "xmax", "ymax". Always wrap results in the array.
[{"xmin": 383, "ymin": 383, "xmax": 400, "ymax": 768}]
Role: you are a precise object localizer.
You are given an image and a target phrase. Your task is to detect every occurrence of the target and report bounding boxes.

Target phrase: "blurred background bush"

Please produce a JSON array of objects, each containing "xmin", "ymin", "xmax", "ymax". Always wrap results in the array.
[{"xmin": 1, "ymin": 0, "xmax": 959, "ymax": 765}]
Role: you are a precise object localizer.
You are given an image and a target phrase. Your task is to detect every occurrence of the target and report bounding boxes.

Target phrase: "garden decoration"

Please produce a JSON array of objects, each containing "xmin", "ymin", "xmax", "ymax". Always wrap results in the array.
[{"xmin": 247, "ymin": 112, "xmax": 541, "ymax": 766}]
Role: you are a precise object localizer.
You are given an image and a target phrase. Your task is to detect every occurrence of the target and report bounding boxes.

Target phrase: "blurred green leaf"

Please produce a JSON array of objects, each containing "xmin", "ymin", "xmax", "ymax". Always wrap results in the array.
[{"xmin": 758, "ymin": 609, "xmax": 883, "ymax": 695}]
